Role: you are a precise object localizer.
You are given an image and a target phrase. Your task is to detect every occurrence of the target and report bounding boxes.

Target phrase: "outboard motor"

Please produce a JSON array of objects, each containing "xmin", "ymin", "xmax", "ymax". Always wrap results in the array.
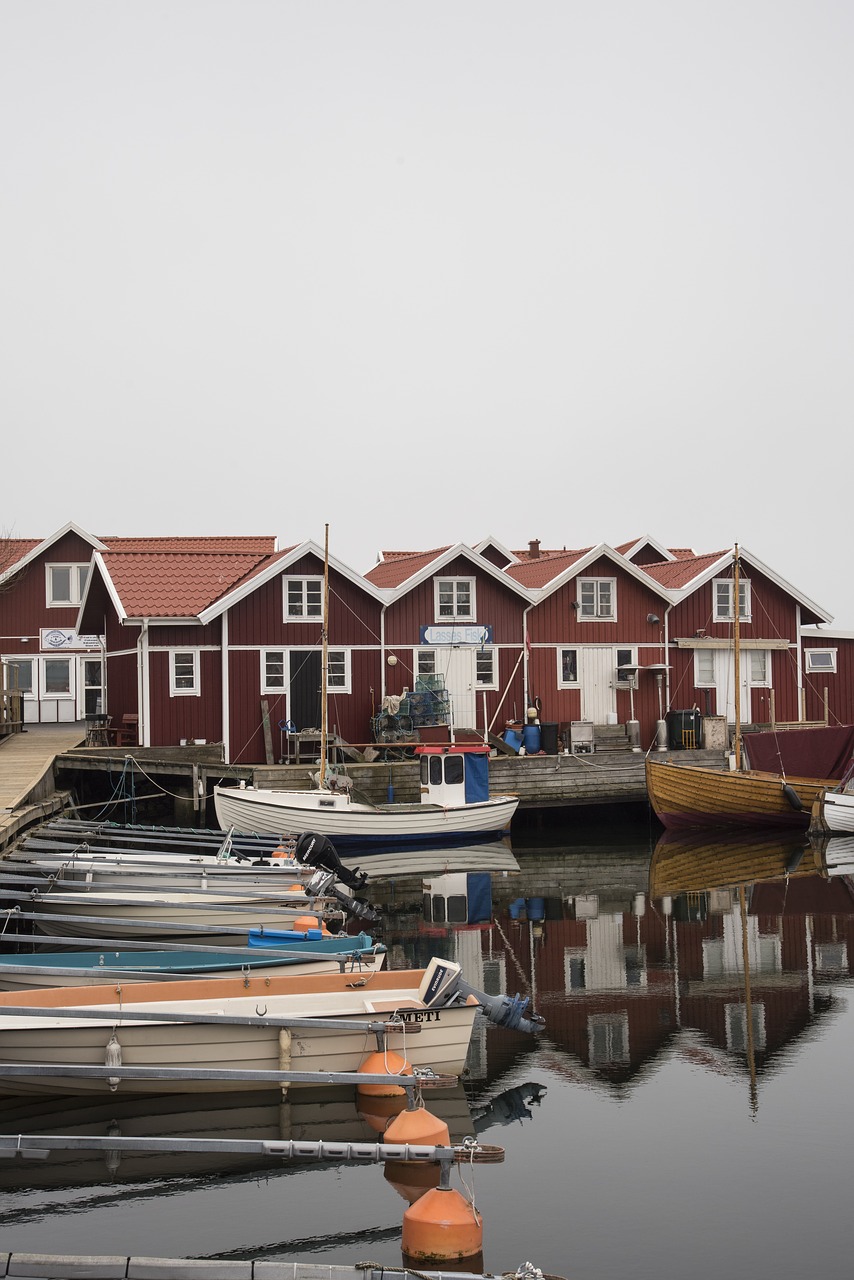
[
  {"xmin": 417, "ymin": 957, "xmax": 545, "ymax": 1036},
  {"xmin": 294, "ymin": 832, "xmax": 368, "ymax": 892},
  {"xmin": 303, "ymin": 867, "xmax": 381, "ymax": 925}
]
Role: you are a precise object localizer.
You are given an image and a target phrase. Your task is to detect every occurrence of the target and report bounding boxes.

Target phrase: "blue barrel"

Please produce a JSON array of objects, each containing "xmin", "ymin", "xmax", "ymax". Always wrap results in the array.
[
  {"xmin": 503, "ymin": 728, "xmax": 522, "ymax": 752},
  {"xmin": 522, "ymin": 723, "xmax": 541, "ymax": 753}
]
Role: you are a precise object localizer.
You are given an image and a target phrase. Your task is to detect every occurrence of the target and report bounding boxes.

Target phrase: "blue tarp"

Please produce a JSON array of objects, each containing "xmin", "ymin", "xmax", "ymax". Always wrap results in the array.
[{"xmin": 464, "ymin": 750, "xmax": 490, "ymax": 803}]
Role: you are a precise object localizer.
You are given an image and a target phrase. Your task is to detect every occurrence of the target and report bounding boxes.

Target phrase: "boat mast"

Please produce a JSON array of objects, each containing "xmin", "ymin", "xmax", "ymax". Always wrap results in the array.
[
  {"xmin": 733, "ymin": 544, "xmax": 741, "ymax": 770},
  {"xmin": 319, "ymin": 523, "xmax": 330, "ymax": 789}
]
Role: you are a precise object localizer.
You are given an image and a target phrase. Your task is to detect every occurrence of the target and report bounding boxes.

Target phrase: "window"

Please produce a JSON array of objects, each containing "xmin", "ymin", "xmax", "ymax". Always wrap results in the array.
[
  {"xmin": 435, "ymin": 578, "xmax": 474, "ymax": 621},
  {"xmin": 326, "ymin": 649, "xmax": 351, "ymax": 692},
  {"xmin": 558, "ymin": 648, "xmax": 578, "ymax": 686},
  {"xmin": 170, "ymin": 650, "xmax": 199, "ymax": 696},
  {"xmin": 565, "ymin": 948, "xmax": 587, "ymax": 990},
  {"xmin": 806, "ymin": 649, "xmax": 837, "ymax": 674},
  {"xmin": 2, "ymin": 658, "xmax": 33, "ymax": 693},
  {"xmin": 615, "ymin": 647, "xmax": 637, "ymax": 683},
  {"xmin": 713, "ymin": 577, "xmax": 751, "ymax": 622},
  {"xmin": 44, "ymin": 658, "xmax": 71, "ymax": 695},
  {"xmin": 417, "ymin": 650, "xmax": 437, "ymax": 678},
  {"xmin": 588, "ymin": 1013, "xmax": 629, "ymax": 1065},
  {"xmin": 475, "ymin": 647, "xmax": 496, "ymax": 687},
  {"xmin": 262, "ymin": 650, "xmax": 286, "ymax": 691},
  {"xmin": 284, "ymin": 577, "xmax": 323, "ymax": 620},
  {"xmin": 725, "ymin": 1002, "xmax": 766, "ymax": 1054},
  {"xmin": 695, "ymin": 650, "xmax": 716, "ymax": 686},
  {"xmin": 578, "ymin": 578, "xmax": 615, "ymax": 620},
  {"xmin": 749, "ymin": 650, "xmax": 770, "ymax": 685},
  {"xmin": 46, "ymin": 563, "xmax": 89, "ymax": 607}
]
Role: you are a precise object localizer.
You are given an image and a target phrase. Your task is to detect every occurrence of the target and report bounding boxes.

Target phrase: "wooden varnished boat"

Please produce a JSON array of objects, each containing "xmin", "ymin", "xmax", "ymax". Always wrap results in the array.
[{"xmin": 645, "ymin": 758, "xmax": 835, "ymax": 832}]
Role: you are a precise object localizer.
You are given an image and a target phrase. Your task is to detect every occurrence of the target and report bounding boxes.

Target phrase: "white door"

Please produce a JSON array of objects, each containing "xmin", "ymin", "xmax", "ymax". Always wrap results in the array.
[
  {"xmin": 78, "ymin": 655, "xmax": 104, "ymax": 718},
  {"xmin": 706, "ymin": 651, "xmax": 753, "ymax": 724},
  {"xmin": 580, "ymin": 647, "xmax": 617, "ymax": 723},
  {"xmin": 442, "ymin": 648, "xmax": 477, "ymax": 730}
]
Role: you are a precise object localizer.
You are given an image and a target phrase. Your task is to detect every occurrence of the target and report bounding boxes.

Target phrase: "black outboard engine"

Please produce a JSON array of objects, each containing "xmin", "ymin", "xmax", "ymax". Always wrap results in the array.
[{"xmin": 294, "ymin": 832, "xmax": 367, "ymax": 892}]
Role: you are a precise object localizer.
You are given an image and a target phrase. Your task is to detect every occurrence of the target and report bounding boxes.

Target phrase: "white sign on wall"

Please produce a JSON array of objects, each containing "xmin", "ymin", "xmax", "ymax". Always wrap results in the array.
[{"xmin": 40, "ymin": 629, "xmax": 104, "ymax": 651}]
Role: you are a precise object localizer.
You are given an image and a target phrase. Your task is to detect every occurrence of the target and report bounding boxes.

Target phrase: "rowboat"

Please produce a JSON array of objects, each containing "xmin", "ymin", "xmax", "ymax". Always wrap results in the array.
[
  {"xmin": 25, "ymin": 886, "xmax": 336, "ymax": 944},
  {"xmin": 0, "ymin": 959, "xmax": 486, "ymax": 1096},
  {"xmin": 0, "ymin": 932, "xmax": 385, "ymax": 989}
]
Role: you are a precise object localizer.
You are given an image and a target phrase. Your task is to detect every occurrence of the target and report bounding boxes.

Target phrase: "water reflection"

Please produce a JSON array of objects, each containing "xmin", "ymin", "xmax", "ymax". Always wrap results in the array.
[{"xmin": 5, "ymin": 825, "xmax": 854, "ymax": 1275}]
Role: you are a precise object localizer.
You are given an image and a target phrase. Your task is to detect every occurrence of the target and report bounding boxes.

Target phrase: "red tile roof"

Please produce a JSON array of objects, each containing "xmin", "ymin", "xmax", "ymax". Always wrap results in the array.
[
  {"xmin": 365, "ymin": 549, "xmax": 451, "ymax": 589},
  {"xmin": 100, "ymin": 550, "xmax": 277, "ymax": 616},
  {"xmin": 2, "ymin": 538, "xmax": 42, "ymax": 569},
  {"xmin": 505, "ymin": 549, "xmax": 591, "ymax": 589},
  {"xmin": 642, "ymin": 551, "xmax": 728, "ymax": 589},
  {"xmin": 102, "ymin": 536, "xmax": 277, "ymax": 554}
]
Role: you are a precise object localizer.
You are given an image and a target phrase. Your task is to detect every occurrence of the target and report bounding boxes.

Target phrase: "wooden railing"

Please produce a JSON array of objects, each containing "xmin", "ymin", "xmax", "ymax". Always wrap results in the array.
[{"xmin": 0, "ymin": 690, "xmax": 24, "ymax": 736}]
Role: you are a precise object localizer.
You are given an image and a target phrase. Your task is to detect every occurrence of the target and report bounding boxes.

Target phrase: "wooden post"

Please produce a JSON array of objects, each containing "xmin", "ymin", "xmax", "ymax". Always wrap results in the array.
[
  {"xmin": 769, "ymin": 687, "xmax": 776, "ymax": 728},
  {"xmin": 825, "ymin": 686, "xmax": 829, "ymax": 725},
  {"xmin": 260, "ymin": 698, "xmax": 274, "ymax": 765}
]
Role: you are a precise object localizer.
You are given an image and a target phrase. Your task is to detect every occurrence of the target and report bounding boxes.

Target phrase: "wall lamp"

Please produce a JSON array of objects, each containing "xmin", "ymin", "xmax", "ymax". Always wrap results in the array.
[{"xmin": 647, "ymin": 613, "xmax": 660, "ymax": 625}]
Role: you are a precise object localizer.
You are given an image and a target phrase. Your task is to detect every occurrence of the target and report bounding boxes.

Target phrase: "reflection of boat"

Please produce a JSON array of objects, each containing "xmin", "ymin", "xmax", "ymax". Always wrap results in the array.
[
  {"xmin": 646, "ymin": 548, "xmax": 849, "ymax": 831},
  {"xmin": 0, "ymin": 1083, "xmax": 475, "ymax": 1186},
  {"xmin": 649, "ymin": 829, "xmax": 813, "ymax": 898},
  {"xmin": 214, "ymin": 745, "xmax": 518, "ymax": 850},
  {"xmin": 809, "ymin": 830, "xmax": 854, "ymax": 878},
  {"xmin": 0, "ymin": 957, "xmax": 543, "ymax": 1096},
  {"xmin": 342, "ymin": 840, "xmax": 519, "ymax": 881},
  {"xmin": 0, "ymin": 932, "xmax": 385, "ymax": 989}
]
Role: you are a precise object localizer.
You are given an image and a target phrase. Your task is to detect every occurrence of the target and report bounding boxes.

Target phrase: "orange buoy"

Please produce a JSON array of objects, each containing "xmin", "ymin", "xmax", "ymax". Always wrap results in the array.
[
  {"xmin": 290, "ymin": 915, "xmax": 331, "ymax": 934},
  {"xmin": 285, "ymin": 884, "xmax": 305, "ymax": 893},
  {"xmin": 401, "ymin": 1185, "xmax": 484, "ymax": 1262},
  {"xmin": 384, "ymin": 1158, "xmax": 442, "ymax": 1204},
  {"xmin": 356, "ymin": 1049, "xmax": 412, "ymax": 1097},
  {"xmin": 384, "ymin": 1103, "xmax": 450, "ymax": 1149}
]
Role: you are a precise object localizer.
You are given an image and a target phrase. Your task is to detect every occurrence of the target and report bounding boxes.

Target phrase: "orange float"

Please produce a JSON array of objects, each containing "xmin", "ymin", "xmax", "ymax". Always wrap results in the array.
[
  {"xmin": 356, "ymin": 1049, "xmax": 412, "ymax": 1097},
  {"xmin": 401, "ymin": 1184, "xmax": 484, "ymax": 1262}
]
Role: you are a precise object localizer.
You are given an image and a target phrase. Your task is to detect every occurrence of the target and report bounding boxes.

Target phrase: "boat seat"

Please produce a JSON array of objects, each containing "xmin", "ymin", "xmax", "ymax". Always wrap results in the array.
[{"xmin": 364, "ymin": 998, "xmax": 421, "ymax": 1014}]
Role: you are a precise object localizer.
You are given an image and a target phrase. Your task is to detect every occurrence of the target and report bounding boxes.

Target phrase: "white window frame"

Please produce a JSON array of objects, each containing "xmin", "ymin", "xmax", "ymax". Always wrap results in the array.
[
  {"xmin": 169, "ymin": 649, "xmax": 200, "ymax": 697},
  {"xmin": 416, "ymin": 649, "xmax": 437, "ymax": 678},
  {"xmin": 46, "ymin": 563, "xmax": 90, "ymax": 608},
  {"xmin": 694, "ymin": 649, "xmax": 716, "ymax": 687},
  {"xmin": 43, "ymin": 656, "xmax": 73, "ymax": 697},
  {"xmin": 261, "ymin": 649, "xmax": 286, "ymax": 693},
  {"xmin": 283, "ymin": 576, "xmax": 324, "ymax": 621},
  {"xmin": 2, "ymin": 656, "xmax": 36, "ymax": 698},
  {"xmin": 557, "ymin": 647, "xmax": 579, "ymax": 687},
  {"xmin": 577, "ymin": 578, "xmax": 616, "ymax": 621},
  {"xmin": 749, "ymin": 649, "xmax": 771, "ymax": 687},
  {"xmin": 475, "ymin": 647, "xmax": 497, "ymax": 689},
  {"xmin": 434, "ymin": 577, "xmax": 475, "ymax": 622},
  {"xmin": 713, "ymin": 577, "xmax": 751, "ymax": 622},
  {"xmin": 588, "ymin": 1012, "xmax": 630, "ymax": 1065},
  {"xmin": 326, "ymin": 648, "xmax": 351, "ymax": 693},
  {"xmin": 615, "ymin": 646, "xmax": 637, "ymax": 686},
  {"xmin": 805, "ymin": 648, "xmax": 837, "ymax": 674}
]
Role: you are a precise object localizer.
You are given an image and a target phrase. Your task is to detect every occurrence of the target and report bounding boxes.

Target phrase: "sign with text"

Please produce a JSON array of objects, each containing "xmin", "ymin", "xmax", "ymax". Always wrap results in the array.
[
  {"xmin": 40, "ymin": 629, "xmax": 104, "ymax": 652},
  {"xmin": 420, "ymin": 625, "xmax": 493, "ymax": 646}
]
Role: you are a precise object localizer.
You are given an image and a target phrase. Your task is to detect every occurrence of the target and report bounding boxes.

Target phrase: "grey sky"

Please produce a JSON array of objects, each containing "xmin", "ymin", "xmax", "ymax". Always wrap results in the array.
[{"xmin": 3, "ymin": 2, "xmax": 852, "ymax": 623}]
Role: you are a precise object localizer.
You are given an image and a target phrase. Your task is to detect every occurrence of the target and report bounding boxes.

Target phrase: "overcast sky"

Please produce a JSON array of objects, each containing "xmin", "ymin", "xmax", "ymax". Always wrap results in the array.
[{"xmin": 3, "ymin": 2, "xmax": 852, "ymax": 624}]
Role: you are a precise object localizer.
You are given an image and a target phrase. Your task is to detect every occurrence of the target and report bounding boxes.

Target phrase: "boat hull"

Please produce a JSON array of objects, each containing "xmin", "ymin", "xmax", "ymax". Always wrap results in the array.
[
  {"xmin": 0, "ymin": 968, "xmax": 479, "ymax": 1095},
  {"xmin": 213, "ymin": 785, "xmax": 518, "ymax": 848},
  {"xmin": 809, "ymin": 789, "xmax": 854, "ymax": 835},
  {"xmin": 645, "ymin": 759, "xmax": 835, "ymax": 830}
]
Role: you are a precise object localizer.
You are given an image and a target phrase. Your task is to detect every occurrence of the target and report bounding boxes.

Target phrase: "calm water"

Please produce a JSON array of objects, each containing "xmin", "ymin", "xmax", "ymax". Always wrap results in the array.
[{"xmin": 2, "ymin": 814, "xmax": 854, "ymax": 1279}]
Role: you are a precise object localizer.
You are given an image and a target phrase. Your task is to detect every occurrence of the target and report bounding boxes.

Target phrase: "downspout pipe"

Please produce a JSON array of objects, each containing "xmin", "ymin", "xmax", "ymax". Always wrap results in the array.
[
  {"xmin": 138, "ymin": 618, "xmax": 150, "ymax": 748},
  {"xmin": 522, "ymin": 602, "xmax": 534, "ymax": 714},
  {"xmin": 221, "ymin": 608, "xmax": 230, "ymax": 764},
  {"xmin": 379, "ymin": 603, "xmax": 387, "ymax": 705}
]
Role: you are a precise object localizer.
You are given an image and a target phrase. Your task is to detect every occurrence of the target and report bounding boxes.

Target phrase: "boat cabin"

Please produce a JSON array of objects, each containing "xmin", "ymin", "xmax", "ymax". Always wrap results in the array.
[{"xmin": 416, "ymin": 744, "xmax": 491, "ymax": 807}]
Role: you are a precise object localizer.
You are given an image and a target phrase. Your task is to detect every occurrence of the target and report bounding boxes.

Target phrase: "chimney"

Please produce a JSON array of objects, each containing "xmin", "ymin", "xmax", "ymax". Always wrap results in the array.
[{"xmin": 528, "ymin": 539, "xmax": 541, "ymax": 560}]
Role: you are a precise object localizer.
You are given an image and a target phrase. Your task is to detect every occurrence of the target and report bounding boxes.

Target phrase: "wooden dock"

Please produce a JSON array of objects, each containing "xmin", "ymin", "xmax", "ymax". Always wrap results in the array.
[
  {"xmin": 0, "ymin": 722, "xmax": 85, "ymax": 850},
  {"xmin": 0, "ymin": 1257, "xmax": 503, "ymax": 1279}
]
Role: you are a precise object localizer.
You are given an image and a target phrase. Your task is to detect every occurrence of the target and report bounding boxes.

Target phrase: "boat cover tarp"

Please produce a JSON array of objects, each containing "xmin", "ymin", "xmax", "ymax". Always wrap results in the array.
[
  {"xmin": 464, "ymin": 752, "xmax": 490, "ymax": 803},
  {"xmin": 742, "ymin": 724, "xmax": 854, "ymax": 779}
]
